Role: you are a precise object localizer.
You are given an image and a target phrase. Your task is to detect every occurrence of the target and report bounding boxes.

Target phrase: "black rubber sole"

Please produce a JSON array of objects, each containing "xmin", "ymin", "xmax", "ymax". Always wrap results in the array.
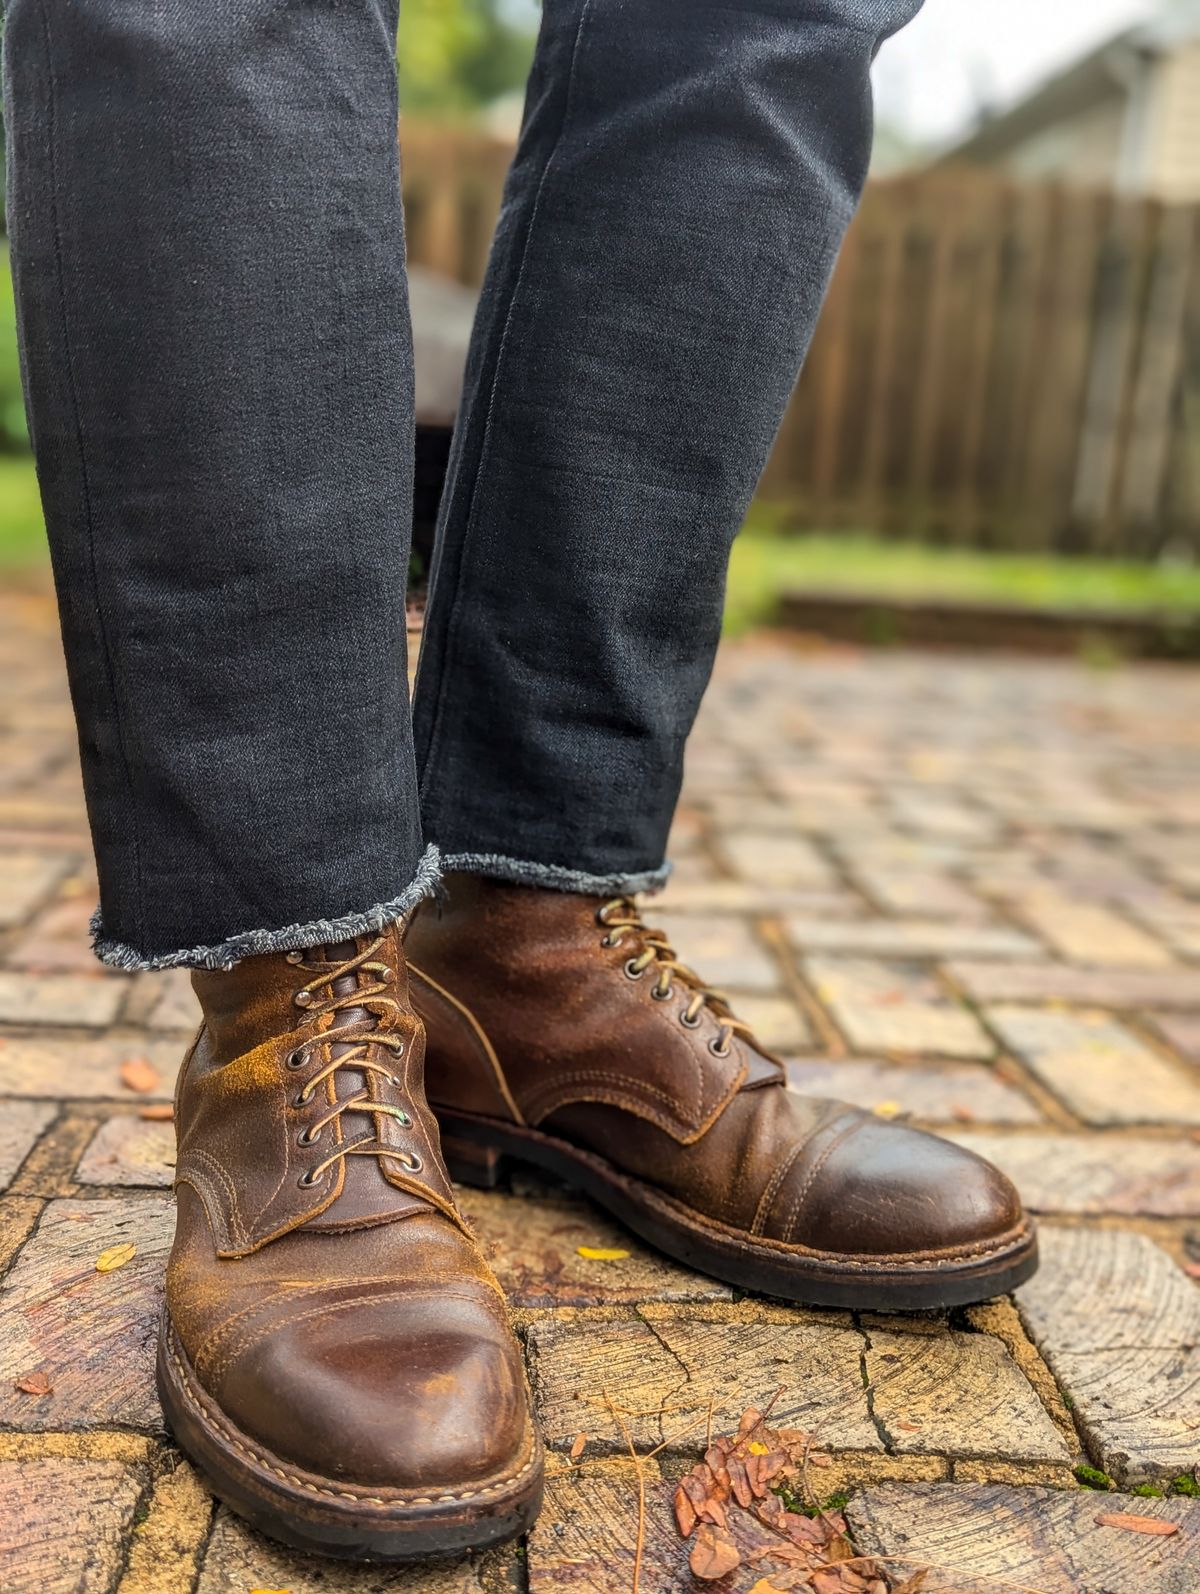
[
  {"xmin": 156, "ymin": 1317, "xmax": 544, "ymax": 1562},
  {"xmin": 438, "ymin": 1107, "xmax": 1039, "ymax": 1313}
]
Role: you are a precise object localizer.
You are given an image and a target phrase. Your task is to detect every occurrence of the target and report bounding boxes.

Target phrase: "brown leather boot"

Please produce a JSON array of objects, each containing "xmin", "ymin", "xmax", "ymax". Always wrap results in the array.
[
  {"xmin": 156, "ymin": 925, "xmax": 542, "ymax": 1561},
  {"xmin": 407, "ymin": 877, "xmax": 1037, "ymax": 1311}
]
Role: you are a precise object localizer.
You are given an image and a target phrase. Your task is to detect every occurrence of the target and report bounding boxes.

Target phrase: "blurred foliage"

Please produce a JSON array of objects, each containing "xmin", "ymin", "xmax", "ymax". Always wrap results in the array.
[
  {"xmin": 724, "ymin": 521, "xmax": 1200, "ymax": 637},
  {"xmin": 0, "ymin": 456, "xmax": 44, "ymax": 565},
  {"xmin": 0, "ymin": 254, "xmax": 30, "ymax": 453},
  {"xmin": 397, "ymin": 0, "xmax": 537, "ymax": 114}
]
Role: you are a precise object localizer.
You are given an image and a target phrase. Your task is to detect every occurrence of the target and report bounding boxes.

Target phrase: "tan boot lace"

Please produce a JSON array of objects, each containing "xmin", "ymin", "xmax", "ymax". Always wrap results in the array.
[
  {"xmin": 595, "ymin": 897, "xmax": 759, "ymax": 1060},
  {"xmin": 285, "ymin": 937, "xmax": 419, "ymax": 1188}
]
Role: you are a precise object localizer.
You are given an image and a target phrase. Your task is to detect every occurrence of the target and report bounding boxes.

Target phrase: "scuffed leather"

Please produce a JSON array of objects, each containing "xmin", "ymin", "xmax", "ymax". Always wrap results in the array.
[
  {"xmin": 167, "ymin": 923, "xmax": 533, "ymax": 1490},
  {"xmin": 408, "ymin": 878, "xmax": 1026, "ymax": 1260}
]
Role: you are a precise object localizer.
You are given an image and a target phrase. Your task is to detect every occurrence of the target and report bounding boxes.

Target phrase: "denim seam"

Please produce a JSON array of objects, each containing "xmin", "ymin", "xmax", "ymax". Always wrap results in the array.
[
  {"xmin": 440, "ymin": 850, "xmax": 670, "ymax": 897},
  {"xmin": 89, "ymin": 845, "xmax": 442, "ymax": 972},
  {"xmin": 415, "ymin": 0, "xmax": 595, "ymax": 816},
  {"xmin": 36, "ymin": 0, "xmax": 148, "ymax": 948}
]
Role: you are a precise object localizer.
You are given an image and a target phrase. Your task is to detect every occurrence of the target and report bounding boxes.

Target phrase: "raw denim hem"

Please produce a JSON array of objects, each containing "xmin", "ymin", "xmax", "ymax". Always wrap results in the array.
[
  {"xmin": 439, "ymin": 850, "xmax": 671, "ymax": 896},
  {"xmin": 89, "ymin": 844, "xmax": 442, "ymax": 973}
]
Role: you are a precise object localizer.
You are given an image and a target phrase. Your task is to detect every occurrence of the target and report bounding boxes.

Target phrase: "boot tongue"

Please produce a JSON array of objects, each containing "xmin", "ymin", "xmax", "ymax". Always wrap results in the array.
[{"xmin": 301, "ymin": 938, "xmax": 421, "ymax": 1231}]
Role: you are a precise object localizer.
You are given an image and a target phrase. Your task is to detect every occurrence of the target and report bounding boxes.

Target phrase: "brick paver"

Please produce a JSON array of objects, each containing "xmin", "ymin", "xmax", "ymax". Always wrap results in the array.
[{"xmin": 2, "ymin": 590, "xmax": 1200, "ymax": 1591}]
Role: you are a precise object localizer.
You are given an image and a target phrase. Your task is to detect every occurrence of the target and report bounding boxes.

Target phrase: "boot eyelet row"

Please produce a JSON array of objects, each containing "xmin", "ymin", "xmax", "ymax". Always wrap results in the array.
[
  {"xmin": 624, "ymin": 958, "xmax": 645, "ymax": 981},
  {"xmin": 297, "ymin": 1168, "xmax": 321, "ymax": 1188},
  {"xmin": 708, "ymin": 1037, "xmax": 732, "ymax": 1058},
  {"xmin": 285, "ymin": 1048, "xmax": 306, "ymax": 1070},
  {"xmin": 680, "ymin": 1009, "xmax": 702, "ymax": 1029},
  {"xmin": 297, "ymin": 1126, "xmax": 321, "ymax": 1147},
  {"xmin": 285, "ymin": 950, "xmax": 305, "ymax": 966},
  {"xmin": 397, "ymin": 1151, "xmax": 422, "ymax": 1173},
  {"xmin": 293, "ymin": 989, "xmax": 314, "ymax": 1008},
  {"xmin": 650, "ymin": 984, "xmax": 672, "ymax": 1002},
  {"xmin": 395, "ymin": 1109, "xmax": 413, "ymax": 1128}
]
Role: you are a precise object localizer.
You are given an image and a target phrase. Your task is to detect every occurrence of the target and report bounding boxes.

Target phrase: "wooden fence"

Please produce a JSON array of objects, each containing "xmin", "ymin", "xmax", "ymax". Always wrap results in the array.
[{"xmin": 400, "ymin": 127, "xmax": 1200, "ymax": 560}]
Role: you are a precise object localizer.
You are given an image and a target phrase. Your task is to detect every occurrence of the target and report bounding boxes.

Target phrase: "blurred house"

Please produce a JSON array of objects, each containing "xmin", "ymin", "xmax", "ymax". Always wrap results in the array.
[{"xmin": 940, "ymin": 1, "xmax": 1200, "ymax": 200}]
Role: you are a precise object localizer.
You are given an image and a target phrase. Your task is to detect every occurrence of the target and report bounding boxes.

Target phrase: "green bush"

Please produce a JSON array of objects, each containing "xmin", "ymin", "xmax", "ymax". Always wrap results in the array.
[{"xmin": 0, "ymin": 250, "xmax": 29, "ymax": 453}]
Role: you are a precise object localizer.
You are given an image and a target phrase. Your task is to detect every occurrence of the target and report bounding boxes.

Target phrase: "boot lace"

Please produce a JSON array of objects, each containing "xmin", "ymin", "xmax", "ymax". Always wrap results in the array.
[
  {"xmin": 285, "ymin": 937, "xmax": 419, "ymax": 1188},
  {"xmin": 595, "ymin": 897, "xmax": 759, "ymax": 1060}
]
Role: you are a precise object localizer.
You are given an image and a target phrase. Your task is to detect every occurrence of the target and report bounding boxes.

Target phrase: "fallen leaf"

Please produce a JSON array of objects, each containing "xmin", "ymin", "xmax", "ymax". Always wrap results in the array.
[
  {"xmin": 575, "ymin": 1246, "xmax": 629, "ymax": 1261},
  {"xmin": 748, "ymin": 1581, "xmax": 787, "ymax": 1594},
  {"xmin": 138, "ymin": 1104, "xmax": 173, "ymax": 1122},
  {"xmin": 13, "ymin": 1370, "xmax": 52, "ymax": 1396},
  {"xmin": 673, "ymin": 1481, "xmax": 697, "ymax": 1538},
  {"xmin": 809, "ymin": 1451, "xmax": 832, "ymax": 1467},
  {"xmin": 747, "ymin": 1440, "xmax": 770, "ymax": 1455},
  {"xmin": 894, "ymin": 1419, "xmax": 924, "ymax": 1431},
  {"xmin": 872, "ymin": 1100, "xmax": 902, "ymax": 1118},
  {"xmin": 119, "ymin": 1057, "xmax": 160, "ymax": 1094},
  {"xmin": 95, "ymin": 1242, "xmax": 137, "ymax": 1273},
  {"xmin": 569, "ymin": 1433, "xmax": 587, "ymax": 1461},
  {"xmin": 1095, "ymin": 1512, "xmax": 1179, "ymax": 1536},
  {"xmin": 689, "ymin": 1524, "xmax": 740, "ymax": 1580}
]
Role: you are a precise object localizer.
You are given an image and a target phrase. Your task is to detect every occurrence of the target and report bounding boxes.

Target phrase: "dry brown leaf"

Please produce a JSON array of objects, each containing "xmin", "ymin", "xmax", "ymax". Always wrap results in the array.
[
  {"xmin": 569, "ymin": 1432, "xmax": 587, "ymax": 1462},
  {"xmin": 119, "ymin": 1057, "xmax": 160, "ymax": 1093},
  {"xmin": 689, "ymin": 1525, "xmax": 740, "ymax": 1581},
  {"xmin": 747, "ymin": 1580, "xmax": 788, "ymax": 1594},
  {"xmin": 892, "ymin": 1571, "xmax": 929, "ymax": 1593},
  {"xmin": 893, "ymin": 1420, "xmax": 924, "ymax": 1432},
  {"xmin": 138, "ymin": 1104, "xmax": 173, "ymax": 1121},
  {"xmin": 1094, "ymin": 1512, "xmax": 1179, "ymax": 1536},
  {"xmin": 673, "ymin": 1482, "xmax": 698, "ymax": 1538},
  {"xmin": 95, "ymin": 1242, "xmax": 137, "ymax": 1273},
  {"xmin": 14, "ymin": 1370, "xmax": 52, "ymax": 1396},
  {"xmin": 728, "ymin": 1454, "xmax": 753, "ymax": 1508}
]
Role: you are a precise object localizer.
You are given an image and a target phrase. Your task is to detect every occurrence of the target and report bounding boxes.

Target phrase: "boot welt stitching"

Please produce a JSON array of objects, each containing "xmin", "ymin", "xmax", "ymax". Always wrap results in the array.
[
  {"xmin": 447, "ymin": 1116, "xmax": 1034, "ymax": 1270},
  {"xmin": 167, "ymin": 1326, "xmax": 540, "ymax": 1508}
]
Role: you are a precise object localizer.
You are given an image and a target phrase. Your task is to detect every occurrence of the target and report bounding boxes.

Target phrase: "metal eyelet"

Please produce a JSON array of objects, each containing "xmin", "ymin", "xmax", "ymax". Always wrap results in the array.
[
  {"xmin": 297, "ymin": 1169, "xmax": 320, "ymax": 1188},
  {"xmin": 594, "ymin": 906, "xmax": 610, "ymax": 927},
  {"xmin": 396, "ymin": 1110, "xmax": 413, "ymax": 1128},
  {"xmin": 293, "ymin": 989, "xmax": 314, "ymax": 1008},
  {"xmin": 680, "ymin": 1009, "xmax": 702, "ymax": 1029},
  {"xmin": 379, "ymin": 965, "xmax": 395, "ymax": 984},
  {"xmin": 624, "ymin": 958, "xmax": 645, "ymax": 981},
  {"xmin": 708, "ymin": 1037, "xmax": 732, "ymax": 1058},
  {"xmin": 285, "ymin": 1049, "xmax": 306, "ymax": 1070},
  {"xmin": 292, "ymin": 1089, "xmax": 310, "ymax": 1108},
  {"xmin": 285, "ymin": 950, "xmax": 305, "ymax": 965},
  {"xmin": 297, "ymin": 1126, "xmax": 320, "ymax": 1147},
  {"xmin": 398, "ymin": 1152, "xmax": 423, "ymax": 1173},
  {"xmin": 650, "ymin": 984, "xmax": 672, "ymax": 1002}
]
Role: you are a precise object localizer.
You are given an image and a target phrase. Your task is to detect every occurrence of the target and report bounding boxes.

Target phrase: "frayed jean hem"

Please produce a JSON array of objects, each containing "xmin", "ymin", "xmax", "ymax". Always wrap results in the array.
[
  {"xmin": 90, "ymin": 845, "xmax": 442, "ymax": 972},
  {"xmin": 439, "ymin": 850, "xmax": 671, "ymax": 896}
]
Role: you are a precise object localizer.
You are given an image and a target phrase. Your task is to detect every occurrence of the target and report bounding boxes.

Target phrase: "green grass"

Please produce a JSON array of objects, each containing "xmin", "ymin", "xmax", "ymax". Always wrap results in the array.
[
  {"xmin": 725, "ymin": 520, "xmax": 1200, "ymax": 637},
  {"xmin": 0, "ymin": 455, "xmax": 45, "ymax": 567}
]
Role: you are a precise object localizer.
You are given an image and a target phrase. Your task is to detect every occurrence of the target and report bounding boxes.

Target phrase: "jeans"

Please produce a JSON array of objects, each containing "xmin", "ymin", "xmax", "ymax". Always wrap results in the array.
[{"xmin": 4, "ymin": 0, "xmax": 919, "ymax": 970}]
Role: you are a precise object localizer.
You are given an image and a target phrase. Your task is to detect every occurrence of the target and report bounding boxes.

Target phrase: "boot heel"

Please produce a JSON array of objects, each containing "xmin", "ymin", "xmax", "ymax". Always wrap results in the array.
[{"xmin": 443, "ymin": 1134, "xmax": 509, "ymax": 1189}]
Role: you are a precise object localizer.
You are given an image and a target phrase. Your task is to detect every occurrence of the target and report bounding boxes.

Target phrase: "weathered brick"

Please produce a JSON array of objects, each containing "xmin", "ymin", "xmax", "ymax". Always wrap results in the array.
[
  {"xmin": 805, "ymin": 957, "xmax": 994, "ymax": 1059},
  {"xmin": 716, "ymin": 830, "xmax": 839, "ymax": 888},
  {"xmin": 0, "ymin": 1101, "xmax": 56, "ymax": 1190},
  {"xmin": 0, "ymin": 1196, "xmax": 172, "ymax": 1431},
  {"xmin": 847, "ymin": 1482, "xmax": 1200, "ymax": 1594},
  {"xmin": 1013, "ymin": 892, "xmax": 1174, "ymax": 968},
  {"xmin": 526, "ymin": 1312, "xmax": 880, "ymax": 1454},
  {"xmin": 1018, "ymin": 1226, "xmax": 1200, "ymax": 1483},
  {"xmin": 863, "ymin": 1327, "xmax": 1069, "ymax": 1463},
  {"xmin": 0, "ymin": 853, "xmax": 73, "ymax": 931},
  {"xmin": 731, "ymin": 992, "xmax": 814, "ymax": 1051},
  {"xmin": 786, "ymin": 1057, "xmax": 1041, "ymax": 1123},
  {"xmin": 1152, "ymin": 1013, "xmax": 1200, "ymax": 1064},
  {"xmin": 0, "ymin": 972, "xmax": 127, "ymax": 1029},
  {"xmin": 0, "ymin": 1456, "xmax": 145, "ymax": 1594},
  {"xmin": 75, "ymin": 1115, "xmax": 176, "ymax": 1188},
  {"xmin": 987, "ymin": 1005, "xmax": 1200, "ymax": 1127},
  {"xmin": 786, "ymin": 917, "xmax": 1038, "ymax": 960},
  {"xmin": 947, "ymin": 1130, "xmax": 1200, "ymax": 1216},
  {"xmin": 0, "ymin": 1032, "xmax": 179, "ymax": 1099},
  {"xmin": 849, "ymin": 865, "xmax": 991, "ymax": 921},
  {"xmin": 947, "ymin": 959, "xmax": 1200, "ymax": 1009}
]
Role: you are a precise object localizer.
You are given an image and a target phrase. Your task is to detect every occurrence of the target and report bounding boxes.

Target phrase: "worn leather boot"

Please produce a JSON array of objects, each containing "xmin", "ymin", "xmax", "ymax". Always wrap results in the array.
[
  {"xmin": 407, "ymin": 877, "xmax": 1037, "ymax": 1311},
  {"xmin": 157, "ymin": 924, "xmax": 542, "ymax": 1561}
]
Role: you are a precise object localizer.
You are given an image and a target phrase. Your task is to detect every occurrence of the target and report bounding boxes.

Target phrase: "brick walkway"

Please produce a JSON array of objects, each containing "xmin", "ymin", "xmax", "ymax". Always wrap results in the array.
[{"xmin": 2, "ymin": 585, "xmax": 1200, "ymax": 1593}]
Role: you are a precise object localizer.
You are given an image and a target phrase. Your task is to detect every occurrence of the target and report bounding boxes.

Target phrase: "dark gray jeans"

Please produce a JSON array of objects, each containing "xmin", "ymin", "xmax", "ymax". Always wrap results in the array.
[{"xmin": 4, "ymin": 0, "xmax": 918, "ymax": 970}]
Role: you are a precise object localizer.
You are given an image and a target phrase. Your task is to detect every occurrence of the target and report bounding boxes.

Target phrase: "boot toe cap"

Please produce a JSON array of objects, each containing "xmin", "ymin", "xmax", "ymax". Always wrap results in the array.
[
  {"xmin": 778, "ymin": 1113, "xmax": 1026, "ymax": 1259},
  {"xmin": 217, "ymin": 1291, "xmax": 532, "ymax": 1491}
]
